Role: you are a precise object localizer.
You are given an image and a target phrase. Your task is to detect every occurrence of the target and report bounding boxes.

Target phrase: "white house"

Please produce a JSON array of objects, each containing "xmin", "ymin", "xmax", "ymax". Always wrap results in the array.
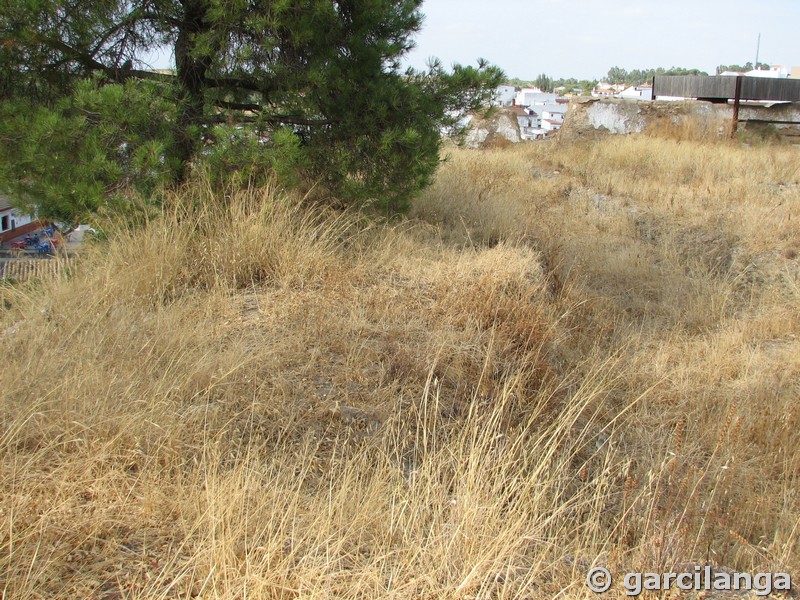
[
  {"xmin": 516, "ymin": 89, "xmax": 559, "ymax": 108},
  {"xmin": 0, "ymin": 195, "xmax": 33, "ymax": 234},
  {"xmin": 512, "ymin": 106, "xmax": 539, "ymax": 140},
  {"xmin": 592, "ymin": 82, "xmax": 626, "ymax": 97},
  {"xmin": 513, "ymin": 103, "xmax": 567, "ymax": 139},
  {"xmin": 492, "ymin": 85, "xmax": 518, "ymax": 107},
  {"xmin": 0, "ymin": 195, "xmax": 37, "ymax": 246},
  {"xmin": 721, "ymin": 65, "xmax": 794, "ymax": 79},
  {"xmin": 617, "ymin": 84, "xmax": 653, "ymax": 100},
  {"xmin": 540, "ymin": 104, "xmax": 568, "ymax": 132},
  {"xmin": 541, "ymin": 119, "xmax": 562, "ymax": 132},
  {"xmin": 745, "ymin": 66, "xmax": 788, "ymax": 78}
]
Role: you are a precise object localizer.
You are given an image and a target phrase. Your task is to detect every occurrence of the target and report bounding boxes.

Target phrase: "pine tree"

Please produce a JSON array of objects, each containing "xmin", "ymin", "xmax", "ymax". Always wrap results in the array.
[{"xmin": 0, "ymin": 0, "xmax": 503, "ymax": 219}]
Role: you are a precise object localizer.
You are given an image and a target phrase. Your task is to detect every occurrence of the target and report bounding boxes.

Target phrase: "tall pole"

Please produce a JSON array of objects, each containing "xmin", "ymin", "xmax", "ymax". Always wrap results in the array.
[
  {"xmin": 732, "ymin": 75, "xmax": 743, "ymax": 137},
  {"xmin": 755, "ymin": 33, "xmax": 761, "ymax": 70}
]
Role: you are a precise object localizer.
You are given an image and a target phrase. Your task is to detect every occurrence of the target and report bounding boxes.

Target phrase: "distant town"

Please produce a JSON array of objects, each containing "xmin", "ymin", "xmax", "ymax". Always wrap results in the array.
[{"xmin": 493, "ymin": 63, "xmax": 800, "ymax": 140}]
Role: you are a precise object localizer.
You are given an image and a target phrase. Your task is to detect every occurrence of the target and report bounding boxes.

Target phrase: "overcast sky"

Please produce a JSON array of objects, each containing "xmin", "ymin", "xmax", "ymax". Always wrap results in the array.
[
  {"xmin": 143, "ymin": 1, "xmax": 798, "ymax": 81},
  {"xmin": 403, "ymin": 0, "xmax": 800, "ymax": 80}
]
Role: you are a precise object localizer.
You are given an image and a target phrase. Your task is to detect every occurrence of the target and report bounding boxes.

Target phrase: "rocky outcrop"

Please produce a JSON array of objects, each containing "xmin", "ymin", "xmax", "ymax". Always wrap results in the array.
[
  {"xmin": 559, "ymin": 97, "xmax": 731, "ymax": 140},
  {"xmin": 464, "ymin": 109, "xmax": 522, "ymax": 148},
  {"xmin": 560, "ymin": 97, "xmax": 800, "ymax": 141}
]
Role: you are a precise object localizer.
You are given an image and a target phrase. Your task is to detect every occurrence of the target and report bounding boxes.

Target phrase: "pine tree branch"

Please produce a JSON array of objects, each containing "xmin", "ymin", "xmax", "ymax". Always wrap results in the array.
[{"xmin": 205, "ymin": 109, "xmax": 333, "ymax": 127}]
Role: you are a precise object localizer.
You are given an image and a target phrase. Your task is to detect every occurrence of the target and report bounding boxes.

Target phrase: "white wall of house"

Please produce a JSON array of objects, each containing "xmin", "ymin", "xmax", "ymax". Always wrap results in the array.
[
  {"xmin": 541, "ymin": 103, "xmax": 567, "ymax": 120},
  {"xmin": 745, "ymin": 67, "xmax": 785, "ymax": 78},
  {"xmin": 517, "ymin": 115, "xmax": 534, "ymax": 139},
  {"xmin": 517, "ymin": 90, "xmax": 559, "ymax": 107},
  {"xmin": 0, "ymin": 196, "xmax": 33, "ymax": 235},
  {"xmin": 492, "ymin": 85, "xmax": 518, "ymax": 106},
  {"xmin": 617, "ymin": 85, "xmax": 653, "ymax": 100},
  {"xmin": 592, "ymin": 82, "xmax": 626, "ymax": 97},
  {"xmin": 541, "ymin": 119, "xmax": 562, "ymax": 132}
]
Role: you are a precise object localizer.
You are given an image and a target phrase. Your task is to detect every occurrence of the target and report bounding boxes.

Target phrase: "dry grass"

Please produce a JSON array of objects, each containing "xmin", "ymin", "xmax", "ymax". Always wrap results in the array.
[{"xmin": 2, "ymin": 133, "xmax": 799, "ymax": 599}]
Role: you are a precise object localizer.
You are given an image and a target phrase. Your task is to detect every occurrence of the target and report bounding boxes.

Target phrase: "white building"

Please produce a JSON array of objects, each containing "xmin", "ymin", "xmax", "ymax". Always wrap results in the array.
[
  {"xmin": 592, "ymin": 82, "xmax": 626, "ymax": 97},
  {"xmin": 516, "ymin": 88, "xmax": 559, "ymax": 108},
  {"xmin": 540, "ymin": 104, "xmax": 568, "ymax": 132},
  {"xmin": 0, "ymin": 195, "xmax": 33, "ymax": 236},
  {"xmin": 720, "ymin": 65, "xmax": 795, "ymax": 79},
  {"xmin": 541, "ymin": 119, "xmax": 562, "ymax": 132},
  {"xmin": 492, "ymin": 85, "xmax": 518, "ymax": 107},
  {"xmin": 513, "ymin": 106, "xmax": 539, "ymax": 140},
  {"xmin": 745, "ymin": 65, "xmax": 788, "ymax": 78},
  {"xmin": 543, "ymin": 102, "xmax": 568, "ymax": 118},
  {"xmin": 617, "ymin": 84, "xmax": 653, "ymax": 100}
]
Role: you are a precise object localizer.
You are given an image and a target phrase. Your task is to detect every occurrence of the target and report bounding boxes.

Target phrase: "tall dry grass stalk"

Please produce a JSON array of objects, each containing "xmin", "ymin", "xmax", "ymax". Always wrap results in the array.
[{"xmin": 2, "ymin": 134, "xmax": 799, "ymax": 598}]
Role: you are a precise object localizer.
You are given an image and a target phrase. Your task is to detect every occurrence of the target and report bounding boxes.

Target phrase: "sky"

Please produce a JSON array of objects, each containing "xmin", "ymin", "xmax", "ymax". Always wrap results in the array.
[
  {"xmin": 403, "ymin": 0, "xmax": 800, "ymax": 80},
  {"xmin": 143, "ymin": 0, "xmax": 800, "ymax": 81}
]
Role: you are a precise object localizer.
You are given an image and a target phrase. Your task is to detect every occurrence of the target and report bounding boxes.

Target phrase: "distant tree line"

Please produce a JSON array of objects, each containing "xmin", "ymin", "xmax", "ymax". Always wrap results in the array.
[
  {"xmin": 507, "ymin": 75, "xmax": 595, "ymax": 94},
  {"xmin": 715, "ymin": 62, "xmax": 771, "ymax": 74},
  {"xmin": 507, "ymin": 64, "xmax": 746, "ymax": 93},
  {"xmin": 604, "ymin": 66, "xmax": 709, "ymax": 85}
]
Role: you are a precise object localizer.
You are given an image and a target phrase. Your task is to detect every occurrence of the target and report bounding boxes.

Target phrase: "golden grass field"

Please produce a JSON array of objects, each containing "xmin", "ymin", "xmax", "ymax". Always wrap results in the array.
[{"xmin": 2, "ymin": 132, "xmax": 799, "ymax": 599}]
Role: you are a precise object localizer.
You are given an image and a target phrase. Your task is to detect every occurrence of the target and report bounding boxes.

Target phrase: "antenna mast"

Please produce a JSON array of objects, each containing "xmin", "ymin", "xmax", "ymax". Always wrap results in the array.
[{"xmin": 755, "ymin": 33, "xmax": 761, "ymax": 70}]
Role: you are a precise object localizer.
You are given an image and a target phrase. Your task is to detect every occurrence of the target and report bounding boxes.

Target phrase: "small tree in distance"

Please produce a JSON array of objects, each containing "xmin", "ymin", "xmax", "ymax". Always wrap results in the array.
[{"xmin": 534, "ymin": 73, "xmax": 553, "ymax": 93}]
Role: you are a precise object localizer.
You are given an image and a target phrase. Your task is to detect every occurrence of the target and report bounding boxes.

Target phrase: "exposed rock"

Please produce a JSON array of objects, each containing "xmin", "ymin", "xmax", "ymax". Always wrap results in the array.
[
  {"xmin": 560, "ymin": 97, "xmax": 800, "ymax": 141},
  {"xmin": 464, "ymin": 108, "xmax": 522, "ymax": 148}
]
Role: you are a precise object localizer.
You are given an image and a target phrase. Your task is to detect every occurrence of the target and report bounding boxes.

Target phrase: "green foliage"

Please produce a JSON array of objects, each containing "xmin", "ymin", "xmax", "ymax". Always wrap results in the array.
[
  {"xmin": 0, "ymin": 0, "xmax": 503, "ymax": 219},
  {"xmin": 508, "ymin": 76, "xmax": 599, "ymax": 95},
  {"xmin": 0, "ymin": 78, "xmax": 178, "ymax": 222},
  {"xmin": 534, "ymin": 73, "xmax": 553, "ymax": 93},
  {"xmin": 509, "ymin": 64, "xmax": 715, "ymax": 93},
  {"xmin": 200, "ymin": 125, "xmax": 307, "ymax": 191},
  {"xmin": 606, "ymin": 66, "xmax": 709, "ymax": 85},
  {"xmin": 715, "ymin": 62, "xmax": 770, "ymax": 74},
  {"xmin": 555, "ymin": 77, "xmax": 597, "ymax": 94},
  {"xmin": 606, "ymin": 66, "xmax": 629, "ymax": 84}
]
